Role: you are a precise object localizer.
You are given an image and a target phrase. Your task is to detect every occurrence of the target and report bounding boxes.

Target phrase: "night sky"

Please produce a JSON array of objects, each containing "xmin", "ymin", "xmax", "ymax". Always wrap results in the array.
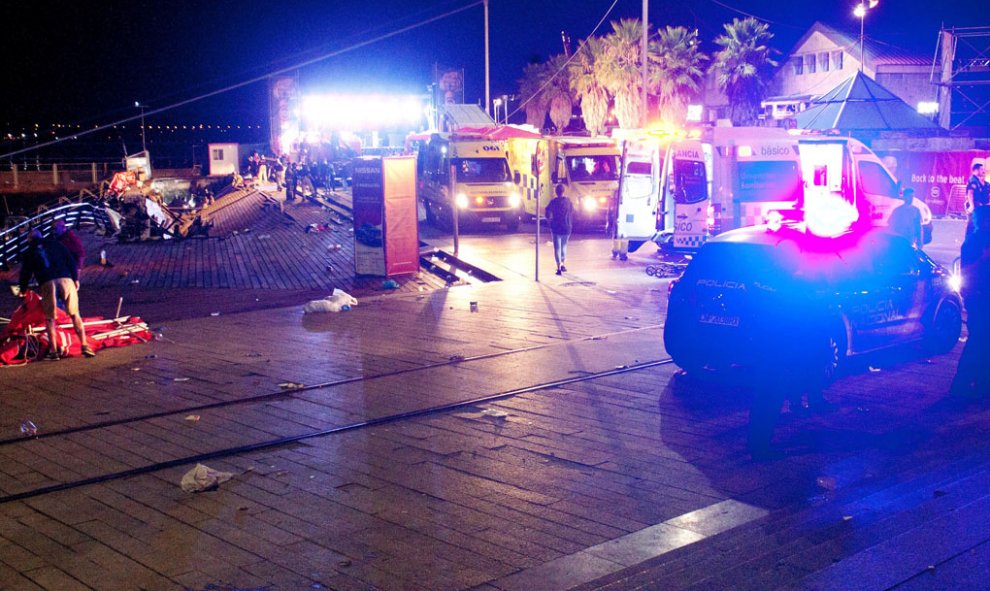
[{"xmin": 1, "ymin": 0, "xmax": 977, "ymax": 131}]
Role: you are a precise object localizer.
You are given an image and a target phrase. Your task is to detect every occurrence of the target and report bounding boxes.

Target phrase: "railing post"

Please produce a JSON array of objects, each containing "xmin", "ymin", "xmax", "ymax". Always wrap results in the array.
[
  {"xmin": 52, "ymin": 163, "xmax": 59, "ymax": 186},
  {"xmin": 11, "ymin": 164, "xmax": 17, "ymax": 188},
  {"xmin": 91, "ymin": 162, "xmax": 98, "ymax": 185}
]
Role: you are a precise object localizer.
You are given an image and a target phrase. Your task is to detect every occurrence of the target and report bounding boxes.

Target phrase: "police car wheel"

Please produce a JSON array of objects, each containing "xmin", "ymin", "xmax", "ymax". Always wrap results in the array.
[
  {"xmin": 925, "ymin": 301, "xmax": 963, "ymax": 355},
  {"xmin": 822, "ymin": 328, "xmax": 847, "ymax": 383}
]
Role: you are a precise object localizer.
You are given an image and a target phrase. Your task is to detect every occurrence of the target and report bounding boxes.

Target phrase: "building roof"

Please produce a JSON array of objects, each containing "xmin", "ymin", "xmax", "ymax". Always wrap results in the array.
[
  {"xmin": 440, "ymin": 104, "xmax": 495, "ymax": 130},
  {"xmin": 794, "ymin": 71, "xmax": 940, "ymax": 131},
  {"xmin": 789, "ymin": 21, "xmax": 934, "ymax": 67}
]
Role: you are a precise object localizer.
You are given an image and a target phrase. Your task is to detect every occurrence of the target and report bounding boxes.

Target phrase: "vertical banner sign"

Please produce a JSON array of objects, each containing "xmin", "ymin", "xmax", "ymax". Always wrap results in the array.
[
  {"xmin": 352, "ymin": 157, "xmax": 387, "ymax": 276},
  {"xmin": 434, "ymin": 64, "xmax": 465, "ymax": 106},
  {"xmin": 269, "ymin": 76, "xmax": 299, "ymax": 155},
  {"xmin": 383, "ymin": 156, "xmax": 420, "ymax": 277}
]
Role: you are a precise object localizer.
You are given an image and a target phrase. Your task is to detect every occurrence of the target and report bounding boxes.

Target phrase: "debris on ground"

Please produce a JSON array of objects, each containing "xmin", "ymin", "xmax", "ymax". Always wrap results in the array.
[
  {"xmin": 304, "ymin": 289, "xmax": 358, "ymax": 314},
  {"xmin": 173, "ymin": 377, "xmax": 190, "ymax": 382},
  {"xmin": 382, "ymin": 279, "xmax": 399, "ymax": 290},
  {"xmin": 279, "ymin": 382, "xmax": 306, "ymax": 390},
  {"xmin": 180, "ymin": 463, "xmax": 235, "ymax": 493},
  {"xmin": 868, "ymin": 366, "xmax": 881, "ymax": 373},
  {"xmin": 480, "ymin": 409, "xmax": 509, "ymax": 420},
  {"xmin": 185, "ymin": 415, "xmax": 201, "ymax": 422},
  {"xmin": 20, "ymin": 420, "xmax": 38, "ymax": 437}
]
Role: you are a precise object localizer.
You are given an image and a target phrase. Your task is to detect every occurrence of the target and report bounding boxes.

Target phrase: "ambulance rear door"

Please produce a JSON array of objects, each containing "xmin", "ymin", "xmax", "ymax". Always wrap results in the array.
[{"xmin": 616, "ymin": 138, "xmax": 663, "ymax": 244}]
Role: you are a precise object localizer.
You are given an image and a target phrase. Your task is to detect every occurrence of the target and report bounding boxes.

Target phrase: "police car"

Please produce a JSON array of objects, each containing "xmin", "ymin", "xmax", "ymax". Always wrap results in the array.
[{"xmin": 663, "ymin": 221, "xmax": 962, "ymax": 380}]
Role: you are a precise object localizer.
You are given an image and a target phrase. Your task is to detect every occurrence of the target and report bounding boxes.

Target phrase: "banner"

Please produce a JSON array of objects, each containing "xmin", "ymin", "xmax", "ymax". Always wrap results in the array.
[
  {"xmin": 434, "ymin": 65, "xmax": 464, "ymax": 106},
  {"xmin": 876, "ymin": 150, "xmax": 990, "ymax": 216},
  {"xmin": 352, "ymin": 157, "xmax": 386, "ymax": 276},
  {"xmin": 269, "ymin": 77, "xmax": 299, "ymax": 156}
]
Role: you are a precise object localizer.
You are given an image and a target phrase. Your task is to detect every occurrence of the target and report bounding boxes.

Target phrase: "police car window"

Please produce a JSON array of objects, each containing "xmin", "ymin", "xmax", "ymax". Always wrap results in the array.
[
  {"xmin": 687, "ymin": 242, "xmax": 798, "ymax": 283},
  {"xmin": 859, "ymin": 161, "xmax": 898, "ymax": 197}
]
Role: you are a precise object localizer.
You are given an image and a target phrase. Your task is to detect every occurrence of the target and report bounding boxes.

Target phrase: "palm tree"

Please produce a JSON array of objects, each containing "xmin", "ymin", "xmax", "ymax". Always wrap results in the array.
[
  {"xmin": 710, "ymin": 17, "xmax": 777, "ymax": 126},
  {"xmin": 650, "ymin": 26, "xmax": 707, "ymax": 126},
  {"xmin": 568, "ymin": 36, "xmax": 610, "ymax": 136},
  {"xmin": 543, "ymin": 55, "xmax": 574, "ymax": 132},
  {"xmin": 600, "ymin": 18, "xmax": 648, "ymax": 129},
  {"xmin": 518, "ymin": 61, "xmax": 549, "ymax": 129}
]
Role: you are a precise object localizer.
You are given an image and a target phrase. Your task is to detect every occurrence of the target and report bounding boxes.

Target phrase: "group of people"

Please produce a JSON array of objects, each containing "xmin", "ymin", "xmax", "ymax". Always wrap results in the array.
[{"xmin": 16, "ymin": 220, "xmax": 95, "ymax": 360}]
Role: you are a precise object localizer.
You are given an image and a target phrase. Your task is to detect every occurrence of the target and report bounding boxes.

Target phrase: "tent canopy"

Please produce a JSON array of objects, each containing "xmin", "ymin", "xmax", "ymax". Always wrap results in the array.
[{"xmin": 795, "ymin": 71, "xmax": 939, "ymax": 132}]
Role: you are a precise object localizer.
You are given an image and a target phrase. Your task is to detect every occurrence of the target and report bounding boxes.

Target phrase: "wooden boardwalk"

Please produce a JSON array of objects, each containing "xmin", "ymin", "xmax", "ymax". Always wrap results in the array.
[
  {"xmin": 0, "ymin": 187, "xmax": 448, "ymax": 321},
  {"xmin": 1, "ymin": 203, "xmax": 988, "ymax": 590}
]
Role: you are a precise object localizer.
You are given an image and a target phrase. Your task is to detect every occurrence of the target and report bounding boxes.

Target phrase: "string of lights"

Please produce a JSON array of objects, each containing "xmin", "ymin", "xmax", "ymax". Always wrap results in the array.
[{"xmin": 0, "ymin": 0, "xmax": 483, "ymax": 161}]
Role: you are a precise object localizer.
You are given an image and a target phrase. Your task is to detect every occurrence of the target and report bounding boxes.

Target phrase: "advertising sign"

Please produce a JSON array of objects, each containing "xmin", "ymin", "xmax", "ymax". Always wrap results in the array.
[
  {"xmin": 877, "ymin": 150, "xmax": 990, "ymax": 216},
  {"xmin": 352, "ymin": 158, "xmax": 386, "ymax": 276},
  {"xmin": 269, "ymin": 77, "xmax": 299, "ymax": 155}
]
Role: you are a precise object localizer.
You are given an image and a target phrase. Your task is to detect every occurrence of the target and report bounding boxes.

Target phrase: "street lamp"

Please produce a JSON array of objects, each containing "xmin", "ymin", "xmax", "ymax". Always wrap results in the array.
[
  {"xmin": 135, "ymin": 101, "xmax": 147, "ymax": 153},
  {"xmin": 493, "ymin": 97, "xmax": 503, "ymax": 125},
  {"xmin": 854, "ymin": 0, "xmax": 879, "ymax": 73}
]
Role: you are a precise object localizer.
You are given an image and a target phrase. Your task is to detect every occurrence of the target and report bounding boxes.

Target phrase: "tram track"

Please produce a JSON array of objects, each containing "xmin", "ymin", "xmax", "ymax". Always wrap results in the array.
[
  {"xmin": 0, "ymin": 324, "xmax": 663, "ymax": 448},
  {"xmin": 0, "ymin": 355, "xmax": 674, "ymax": 505}
]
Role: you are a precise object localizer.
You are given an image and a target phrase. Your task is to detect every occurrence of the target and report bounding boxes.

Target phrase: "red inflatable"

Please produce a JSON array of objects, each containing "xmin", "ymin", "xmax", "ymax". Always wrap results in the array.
[{"xmin": 0, "ymin": 291, "xmax": 152, "ymax": 365}]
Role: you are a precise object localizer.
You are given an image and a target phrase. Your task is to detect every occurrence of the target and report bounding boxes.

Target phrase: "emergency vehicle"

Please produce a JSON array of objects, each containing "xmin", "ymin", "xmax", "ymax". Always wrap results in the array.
[
  {"xmin": 664, "ymin": 221, "xmax": 963, "ymax": 381},
  {"xmin": 657, "ymin": 127, "xmax": 804, "ymax": 250},
  {"xmin": 652, "ymin": 127, "xmax": 909, "ymax": 251},
  {"xmin": 611, "ymin": 130, "xmax": 677, "ymax": 251},
  {"xmin": 508, "ymin": 136, "xmax": 620, "ymax": 229},
  {"xmin": 416, "ymin": 131, "xmax": 523, "ymax": 231}
]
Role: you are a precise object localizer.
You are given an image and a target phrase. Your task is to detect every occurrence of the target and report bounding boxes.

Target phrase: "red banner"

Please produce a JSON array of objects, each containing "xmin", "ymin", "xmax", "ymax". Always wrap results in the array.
[{"xmin": 876, "ymin": 151, "xmax": 990, "ymax": 216}]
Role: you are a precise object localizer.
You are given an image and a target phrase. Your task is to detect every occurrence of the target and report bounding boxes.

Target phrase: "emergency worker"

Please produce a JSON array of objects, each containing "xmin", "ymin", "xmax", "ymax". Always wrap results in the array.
[
  {"xmin": 951, "ymin": 206, "xmax": 990, "ymax": 397},
  {"xmin": 965, "ymin": 162, "xmax": 989, "ymax": 235},
  {"xmin": 285, "ymin": 157, "xmax": 297, "ymax": 202}
]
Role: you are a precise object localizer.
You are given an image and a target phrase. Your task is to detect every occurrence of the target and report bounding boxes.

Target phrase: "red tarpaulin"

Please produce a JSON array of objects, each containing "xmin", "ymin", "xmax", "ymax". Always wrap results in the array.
[
  {"xmin": 0, "ymin": 291, "xmax": 152, "ymax": 365},
  {"xmin": 454, "ymin": 125, "xmax": 543, "ymax": 140}
]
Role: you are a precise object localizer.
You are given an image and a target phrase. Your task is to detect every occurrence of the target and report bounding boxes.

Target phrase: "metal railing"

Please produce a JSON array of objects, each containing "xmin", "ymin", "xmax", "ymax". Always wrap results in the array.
[{"xmin": 0, "ymin": 203, "xmax": 115, "ymax": 269}]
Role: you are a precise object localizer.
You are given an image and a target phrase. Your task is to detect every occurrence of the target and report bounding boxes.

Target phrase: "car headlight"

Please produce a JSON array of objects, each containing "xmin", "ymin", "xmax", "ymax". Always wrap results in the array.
[
  {"xmin": 949, "ymin": 273, "xmax": 963, "ymax": 293},
  {"xmin": 508, "ymin": 192, "xmax": 521, "ymax": 208},
  {"xmin": 455, "ymin": 193, "xmax": 469, "ymax": 209},
  {"xmin": 582, "ymin": 197, "xmax": 597, "ymax": 211}
]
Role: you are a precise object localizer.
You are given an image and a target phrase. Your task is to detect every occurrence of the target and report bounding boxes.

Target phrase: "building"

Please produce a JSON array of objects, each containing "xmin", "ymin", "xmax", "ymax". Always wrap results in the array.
[{"xmin": 764, "ymin": 22, "xmax": 939, "ymax": 125}]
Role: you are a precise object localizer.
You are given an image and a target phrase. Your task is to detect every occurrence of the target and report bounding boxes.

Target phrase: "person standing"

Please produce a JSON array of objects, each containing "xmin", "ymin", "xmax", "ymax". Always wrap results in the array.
[
  {"xmin": 965, "ymin": 162, "xmax": 989, "ymax": 235},
  {"xmin": 285, "ymin": 157, "xmax": 297, "ymax": 202},
  {"xmin": 887, "ymin": 187, "xmax": 923, "ymax": 248},
  {"xmin": 951, "ymin": 206, "xmax": 990, "ymax": 397},
  {"xmin": 18, "ymin": 230, "xmax": 95, "ymax": 360},
  {"xmin": 545, "ymin": 183, "xmax": 574, "ymax": 275},
  {"xmin": 53, "ymin": 220, "xmax": 85, "ymax": 272}
]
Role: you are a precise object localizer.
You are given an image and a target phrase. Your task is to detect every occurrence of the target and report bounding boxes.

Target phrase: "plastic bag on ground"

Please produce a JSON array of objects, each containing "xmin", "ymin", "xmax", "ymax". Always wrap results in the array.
[
  {"xmin": 303, "ymin": 288, "xmax": 359, "ymax": 314},
  {"xmin": 181, "ymin": 463, "xmax": 234, "ymax": 493}
]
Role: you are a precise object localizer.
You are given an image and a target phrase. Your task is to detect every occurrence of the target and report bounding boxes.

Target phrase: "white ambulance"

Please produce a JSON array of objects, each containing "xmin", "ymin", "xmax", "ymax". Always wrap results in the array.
[
  {"xmin": 508, "ymin": 136, "xmax": 620, "ymax": 230},
  {"xmin": 417, "ymin": 131, "xmax": 523, "ymax": 231}
]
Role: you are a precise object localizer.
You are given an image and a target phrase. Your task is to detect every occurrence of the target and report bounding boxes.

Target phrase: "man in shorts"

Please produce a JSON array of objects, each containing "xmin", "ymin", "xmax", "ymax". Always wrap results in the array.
[{"xmin": 18, "ymin": 229, "xmax": 95, "ymax": 360}]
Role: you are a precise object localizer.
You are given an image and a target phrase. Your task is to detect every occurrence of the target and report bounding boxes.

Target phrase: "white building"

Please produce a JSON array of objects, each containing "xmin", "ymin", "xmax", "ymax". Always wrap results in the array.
[{"xmin": 764, "ymin": 22, "xmax": 938, "ymax": 125}]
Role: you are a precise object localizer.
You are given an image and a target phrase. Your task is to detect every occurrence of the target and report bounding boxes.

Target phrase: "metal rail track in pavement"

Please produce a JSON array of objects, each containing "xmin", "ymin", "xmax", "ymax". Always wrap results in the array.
[
  {"xmin": 0, "ymin": 325, "xmax": 662, "ymax": 448},
  {"xmin": 0, "ymin": 355, "xmax": 674, "ymax": 504}
]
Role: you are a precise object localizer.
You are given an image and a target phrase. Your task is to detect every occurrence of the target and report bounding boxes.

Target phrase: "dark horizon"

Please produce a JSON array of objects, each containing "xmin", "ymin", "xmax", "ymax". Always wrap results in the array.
[{"xmin": 2, "ymin": 1, "xmax": 979, "ymax": 147}]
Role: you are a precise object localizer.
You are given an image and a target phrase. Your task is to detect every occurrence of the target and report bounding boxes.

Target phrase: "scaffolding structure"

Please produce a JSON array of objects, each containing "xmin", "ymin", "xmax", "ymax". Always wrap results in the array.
[{"xmin": 934, "ymin": 26, "xmax": 990, "ymax": 130}]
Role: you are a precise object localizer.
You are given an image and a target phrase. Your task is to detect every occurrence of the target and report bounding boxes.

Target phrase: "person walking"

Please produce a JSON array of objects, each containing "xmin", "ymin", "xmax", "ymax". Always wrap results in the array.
[
  {"xmin": 965, "ymin": 162, "xmax": 989, "ymax": 236},
  {"xmin": 887, "ymin": 187, "xmax": 923, "ymax": 249},
  {"xmin": 18, "ymin": 230, "xmax": 95, "ymax": 360},
  {"xmin": 951, "ymin": 206, "xmax": 990, "ymax": 397},
  {"xmin": 545, "ymin": 183, "xmax": 574, "ymax": 276}
]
